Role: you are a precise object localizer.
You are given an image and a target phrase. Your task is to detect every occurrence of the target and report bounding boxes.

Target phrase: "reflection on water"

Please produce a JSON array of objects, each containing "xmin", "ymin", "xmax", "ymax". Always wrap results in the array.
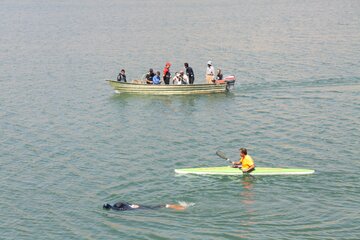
[
  {"xmin": 240, "ymin": 175, "xmax": 256, "ymax": 207},
  {"xmin": 237, "ymin": 175, "xmax": 257, "ymax": 239}
]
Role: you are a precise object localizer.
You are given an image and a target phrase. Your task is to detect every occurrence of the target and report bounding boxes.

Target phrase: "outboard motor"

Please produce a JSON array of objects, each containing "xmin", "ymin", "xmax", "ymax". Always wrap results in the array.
[{"xmin": 224, "ymin": 75, "xmax": 236, "ymax": 91}]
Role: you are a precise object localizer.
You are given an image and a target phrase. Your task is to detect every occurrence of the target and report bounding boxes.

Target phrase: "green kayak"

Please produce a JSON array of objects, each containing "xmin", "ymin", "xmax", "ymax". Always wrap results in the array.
[{"xmin": 174, "ymin": 166, "xmax": 315, "ymax": 176}]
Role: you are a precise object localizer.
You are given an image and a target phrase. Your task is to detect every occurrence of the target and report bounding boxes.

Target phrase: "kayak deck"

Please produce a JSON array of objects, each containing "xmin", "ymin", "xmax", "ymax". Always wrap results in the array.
[{"xmin": 174, "ymin": 166, "xmax": 315, "ymax": 176}]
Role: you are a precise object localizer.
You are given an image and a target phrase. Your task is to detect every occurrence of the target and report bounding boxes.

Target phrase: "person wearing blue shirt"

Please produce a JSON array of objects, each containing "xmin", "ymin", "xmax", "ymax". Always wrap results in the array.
[{"xmin": 152, "ymin": 71, "xmax": 161, "ymax": 85}]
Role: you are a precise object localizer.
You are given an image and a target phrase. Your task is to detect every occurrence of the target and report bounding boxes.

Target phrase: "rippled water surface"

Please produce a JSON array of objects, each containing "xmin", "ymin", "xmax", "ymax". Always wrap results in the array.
[{"xmin": 1, "ymin": 0, "xmax": 360, "ymax": 239}]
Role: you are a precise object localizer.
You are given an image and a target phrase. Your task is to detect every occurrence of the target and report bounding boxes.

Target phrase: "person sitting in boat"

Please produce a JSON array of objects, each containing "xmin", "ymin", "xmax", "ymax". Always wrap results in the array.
[
  {"xmin": 146, "ymin": 68, "xmax": 155, "ymax": 84},
  {"xmin": 152, "ymin": 71, "xmax": 162, "ymax": 85},
  {"xmin": 232, "ymin": 148, "xmax": 255, "ymax": 173},
  {"xmin": 179, "ymin": 70, "xmax": 189, "ymax": 84},
  {"xmin": 216, "ymin": 69, "xmax": 223, "ymax": 80},
  {"xmin": 117, "ymin": 69, "xmax": 126, "ymax": 82},
  {"xmin": 173, "ymin": 71, "xmax": 189, "ymax": 85},
  {"xmin": 103, "ymin": 201, "xmax": 187, "ymax": 211},
  {"xmin": 172, "ymin": 72, "xmax": 180, "ymax": 84}
]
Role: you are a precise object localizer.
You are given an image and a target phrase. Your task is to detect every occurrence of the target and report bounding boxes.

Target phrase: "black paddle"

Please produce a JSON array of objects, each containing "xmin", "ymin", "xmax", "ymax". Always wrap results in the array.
[
  {"xmin": 216, "ymin": 150, "xmax": 232, "ymax": 164},
  {"xmin": 216, "ymin": 150, "xmax": 244, "ymax": 170}
]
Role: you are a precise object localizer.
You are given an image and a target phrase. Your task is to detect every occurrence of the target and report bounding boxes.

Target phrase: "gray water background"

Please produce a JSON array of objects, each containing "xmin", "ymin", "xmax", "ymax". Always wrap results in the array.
[{"xmin": 1, "ymin": 0, "xmax": 360, "ymax": 239}]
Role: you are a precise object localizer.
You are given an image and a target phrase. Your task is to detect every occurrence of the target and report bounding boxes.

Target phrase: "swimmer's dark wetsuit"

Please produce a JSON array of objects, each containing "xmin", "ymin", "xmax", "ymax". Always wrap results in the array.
[{"xmin": 103, "ymin": 202, "xmax": 165, "ymax": 211}]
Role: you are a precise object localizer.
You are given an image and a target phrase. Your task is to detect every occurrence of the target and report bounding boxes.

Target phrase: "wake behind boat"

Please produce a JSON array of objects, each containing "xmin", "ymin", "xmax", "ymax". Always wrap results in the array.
[{"xmin": 174, "ymin": 166, "xmax": 315, "ymax": 176}]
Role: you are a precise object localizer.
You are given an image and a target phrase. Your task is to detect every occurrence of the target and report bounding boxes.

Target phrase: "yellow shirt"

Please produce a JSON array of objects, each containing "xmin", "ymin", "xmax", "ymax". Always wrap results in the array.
[{"xmin": 241, "ymin": 155, "xmax": 254, "ymax": 169}]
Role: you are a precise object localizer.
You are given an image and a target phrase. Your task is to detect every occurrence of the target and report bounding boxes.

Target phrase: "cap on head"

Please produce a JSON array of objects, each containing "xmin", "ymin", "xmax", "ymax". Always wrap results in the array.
[{"xmin": 207, "ymin": 61, "xmax": 212, "ymax": 65}]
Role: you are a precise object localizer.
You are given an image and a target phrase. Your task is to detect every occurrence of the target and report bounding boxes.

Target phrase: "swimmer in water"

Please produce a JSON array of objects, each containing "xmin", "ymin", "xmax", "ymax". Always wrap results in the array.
[{"xmin": 103, "ymin": 202, "xmax": 187, "ymax": 211}]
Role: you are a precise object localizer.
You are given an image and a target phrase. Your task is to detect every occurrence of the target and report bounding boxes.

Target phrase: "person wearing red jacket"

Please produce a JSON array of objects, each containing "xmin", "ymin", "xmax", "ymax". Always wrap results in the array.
[{"xmin": 163, "ymin": 62, "xmax": 171, "ymax": 85}]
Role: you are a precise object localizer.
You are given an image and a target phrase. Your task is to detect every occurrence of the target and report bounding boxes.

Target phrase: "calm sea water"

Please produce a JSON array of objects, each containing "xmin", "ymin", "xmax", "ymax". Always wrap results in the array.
[{"xmin": 1, "ymin": 0, "xmax": 360, "ymax": 239}]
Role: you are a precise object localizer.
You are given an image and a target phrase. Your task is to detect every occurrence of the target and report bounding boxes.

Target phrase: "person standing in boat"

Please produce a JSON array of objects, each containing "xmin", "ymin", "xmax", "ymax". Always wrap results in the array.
[
  {"xmin": 184, "ymin": 62, "xmax": 195, "ymax": 84},
  {"xmin": 117, "ymin": 69, "xmax": 127, "ymax": 82},
  {"xmin": 146, "ymin": 68, "xmax": 155, "ymax": 84},
  {"xmin": 152, "ymin": 71, "xmax": 162, "ymax": 85},
  {"xmin": 163, "ymin": 62, "xmax": 171, "ymax": 85},
  {"xmin": 206, "ymin": 61, "xmax": 215, "ymax": 84},
  {"xmin": 232, "ymin": 148, "xmax": 255, "ymax": 173},
  {"xmin": 216, "ymin": 69, "xmax": 223, "ymax": 80}
]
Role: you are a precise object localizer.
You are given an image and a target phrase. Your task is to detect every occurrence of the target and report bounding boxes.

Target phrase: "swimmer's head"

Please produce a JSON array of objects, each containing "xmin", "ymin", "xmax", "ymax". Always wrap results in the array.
[{"xmin": 103, "ymin": 203, "xmax": 112, "ymax": 210}]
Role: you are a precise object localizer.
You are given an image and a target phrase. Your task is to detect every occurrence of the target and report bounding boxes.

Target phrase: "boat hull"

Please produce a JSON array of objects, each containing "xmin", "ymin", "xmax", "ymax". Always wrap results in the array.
[
  {"xmin": 174, "ymin": 166, "xmax": 315, "ymax": 176},
  {"xmin": 107, "ymin": 80, "xmax": 231, "ymax": 95}
]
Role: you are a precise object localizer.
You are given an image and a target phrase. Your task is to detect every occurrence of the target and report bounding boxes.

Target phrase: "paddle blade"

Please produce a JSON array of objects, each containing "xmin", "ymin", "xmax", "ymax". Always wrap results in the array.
[{"xmin": 216, "ymin": 150, "xmax": 229, "ymax": 160}]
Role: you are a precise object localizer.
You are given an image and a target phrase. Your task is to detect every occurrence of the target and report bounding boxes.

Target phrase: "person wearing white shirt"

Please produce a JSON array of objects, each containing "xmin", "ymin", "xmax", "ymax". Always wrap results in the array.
[
  {"xmin": 206, "ymin": 60, "xmax": 215, "ymax": 84},
  {"xmin": 179, "ymin": 70, "xmax": 189, "ymax": 84},
  {"xmin": 173, "ymin": 72, "xmax": 181, "ymax": 84},
  {"xmin": 173, "ymin": 71, "xmax": 189, "ymax": 84}
]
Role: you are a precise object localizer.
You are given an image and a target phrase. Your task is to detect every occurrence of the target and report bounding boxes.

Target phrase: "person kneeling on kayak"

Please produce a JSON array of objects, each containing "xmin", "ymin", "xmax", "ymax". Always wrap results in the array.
[
  {"xmin": 232, "ymin": 148, "xmax": 255, "ymax": 173},
  {"xmin": 103, "ymin": 202, "xmax": 187, "ymax": 211}
]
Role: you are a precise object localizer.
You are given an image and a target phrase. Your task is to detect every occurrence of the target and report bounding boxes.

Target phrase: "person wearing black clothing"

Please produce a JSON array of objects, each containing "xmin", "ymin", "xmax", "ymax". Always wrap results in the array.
[
  {"xmin": 103, "ymin": 202, "xmax": 163, "ymax": 211},
  {"xmin": 117, "ymin": 69, "xmax": 127, "ymax": 82},
  {"xmin": 145, "ymin": 68, "xmax": 155, "ymax": 84},
  {"xmin": 163, "ymin": 62, "xmax": 171, "ymax": 85},
  {"xmin": 216, "ymin": 69, "xmax": 223, "ymax": 80},
  {"xmin": 184, "ymin": 63, "xmax": 195, "ymax": 84}
]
